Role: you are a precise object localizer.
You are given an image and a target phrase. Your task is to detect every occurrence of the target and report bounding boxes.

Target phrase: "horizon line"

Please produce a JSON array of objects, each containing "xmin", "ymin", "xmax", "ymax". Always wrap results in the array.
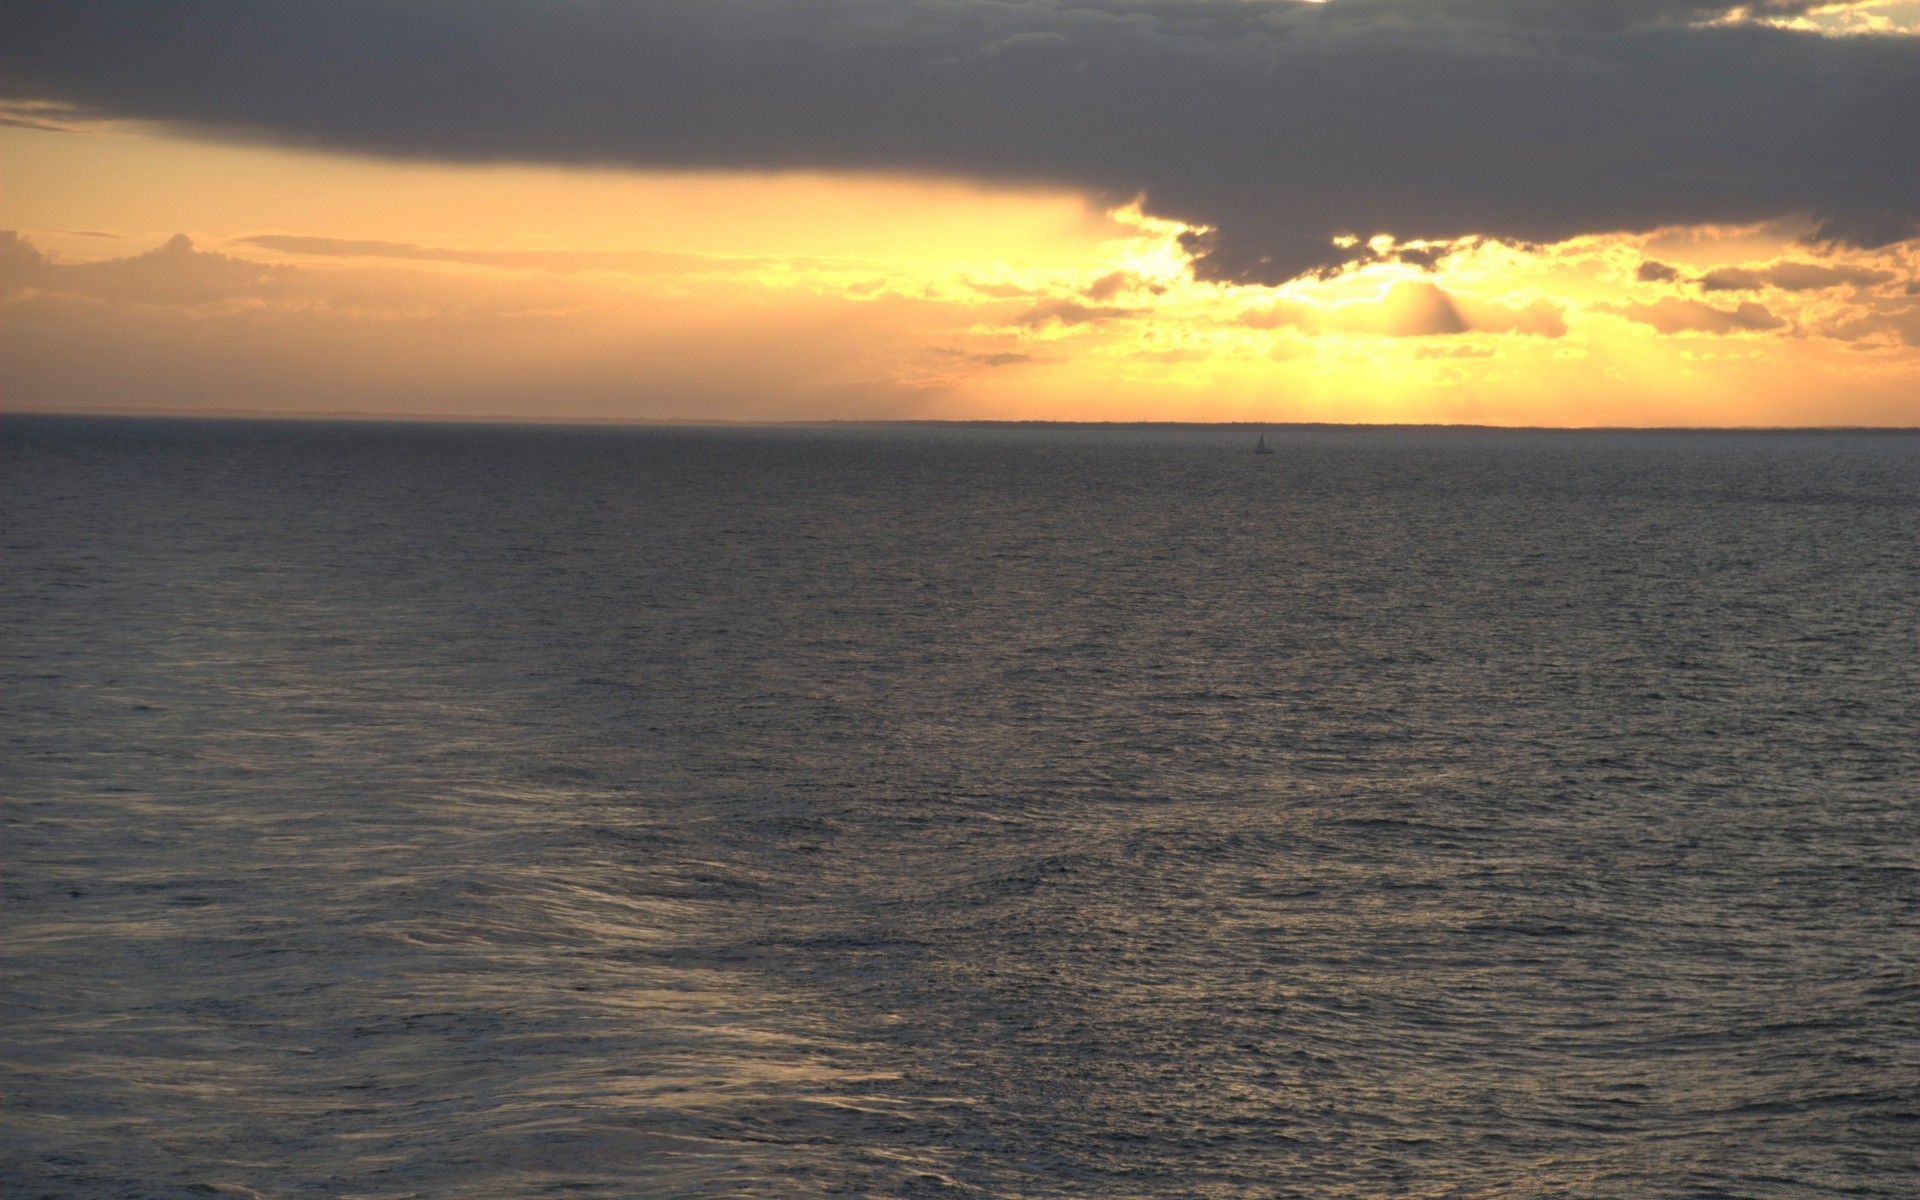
[{"xmin": 3, "ymin": 406, "xmax": 1916, "ymax": 435}]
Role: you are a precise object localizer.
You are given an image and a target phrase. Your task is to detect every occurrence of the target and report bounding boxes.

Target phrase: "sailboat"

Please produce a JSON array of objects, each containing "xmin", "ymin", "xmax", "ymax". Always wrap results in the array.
[{"xmin": 1253, "ymin": 433, "xmax": 1275, "ymax": 455}]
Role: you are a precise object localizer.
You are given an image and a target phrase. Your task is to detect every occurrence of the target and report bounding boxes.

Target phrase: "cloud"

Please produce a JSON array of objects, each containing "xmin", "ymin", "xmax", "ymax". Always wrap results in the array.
[
  {"xmin": 1393, "ymin": 245, "xmax": 1450, "ymax": 272},
  {"xmin": 1697, "ymin": 261, "xmax": 1898, "ymax": 291},
  {"xmin": 3, "ymin": 0, "xmax": 1915, "ymax": 283},
  {"xmin": 2, "ymin": 230, "xmax": 291, "ymax": 305},
  {"xmin": 1453, "ymin": 292, "xmax": 1568, "ymax": 337},
  {"xmin": 235, "ymin": 234, "xmax": 767, "ymax": 275},
  {"xmin": 1816, "ymin": 302, "xmax": 1920, "ymax": 346},
  {"xmin": 1013, "ymin": 299, "xmax": 1137, "ymax": 328},
  {"xmin": 1244, "ymin": 281, "xmax": 1564, "ymax": 337},
  {"xmin": 1379, "ymin": 281, "xmax": 1471, "ymax": 336},
  {"xmin": 1600, "ymin": 296, "xmax": 1788, "ymax": 333},
  {"xmin": 1370, "ymin": 282, "xmax": 1566, "ymax": 337},
  {"xmin": 0, "ymin": 230, "xmax": 950, "ymax": 417},
  {"xmin": 1637, "ymin": 259, "xmax": 1682, "ymax": 282},
  {"xmin": 966, "ymin": 279, "xmax": 1039, "ymax": 300},
  {"xmin": 1085, "ymin": 271, "xmax": 1166, "ymax": 302},
  {"xmin": 1241, "ymin": 300, "xmax": 1314, "ymax": 330},
  {"xmin": 0, "ymin": 97, "xmax": 106, "ymax": 133},
  {"xmin": 926, "ymin": 345, "xmax": 1055, "ymax": 368}
]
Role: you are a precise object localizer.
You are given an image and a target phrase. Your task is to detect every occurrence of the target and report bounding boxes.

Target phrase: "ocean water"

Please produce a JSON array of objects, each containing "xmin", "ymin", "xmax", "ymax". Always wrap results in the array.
[{"xmin": 2, "ymin": 416, "xmax": 1914, "ymax": 1199}]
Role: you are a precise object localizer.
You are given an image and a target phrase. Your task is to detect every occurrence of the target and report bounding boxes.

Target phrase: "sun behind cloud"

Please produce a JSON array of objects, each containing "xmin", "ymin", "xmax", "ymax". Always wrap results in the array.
[{"xmin": 1, "ymin": 91, "xmax": 1916, "ymax": 425}]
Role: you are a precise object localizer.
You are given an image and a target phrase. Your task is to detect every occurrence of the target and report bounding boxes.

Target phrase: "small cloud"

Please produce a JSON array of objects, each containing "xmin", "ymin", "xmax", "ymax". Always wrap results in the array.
[
  {"xmin": 241, "ymin": 234, "xmax": 431, "ymax": 259},
  {"xmin": 1084, "ymin": 270, "xmax": 1162, "ymax": 301},
  {"xmin": 1, "ymin": 229, "xmax": 51, "ymax": 275},
  {"xmin": 1600, "ymin": 297, "xmax": 1786, "ymax": 334},
  {"xmin": 0, "ymin": 113, "xmax": 73, "ymax": 132},
  {"xmin": 1636, "ymin": 259, "xmax": 1681, "ymax": 283},
  {"xmin": 1379, "ymin": 281, "xmax": 1469, "ymax": 336},
  {"xmin": 1136, "ymin": 347, "xmax": 1210, "ymax": 363},
  {"xmin": 1243, "ymin": 283, "xmax": 1561, "ymax": 338},
  {"xmin": 1414, "ymin": 344, "xmax": 1497, "ymax": 359},
  {"xmin": 3, "ymin": 230, "xmax": 292, "ymax": 306},
  {"xmin": 236, "ymin": 233, "xmax": 766, "ymax": 275},
  {"xmin": 1807, "ymin": 210, "xmax": 1919, "ymax": 251},
  {"xmin": 1013, "ymin": 299, "xmax": 1134, "ymax": 328},
  {"xmin": 1697, "ymin": 266, "xmax": 1764, "ymax": 291},
  {"xmin": 1240, "ymin": 301, "xmax": 1308, "ymax": 330},
  {"xmin": 1765, "ymin": 262, "xmax": 1893, "ymax": 291},
  {"xmin": 1352, "ymin": 282, "xmax": 1564, "ymax": 338},
  {"xmin": 982, "ymin": 31, "xmax": 1068, "ymax": 56},
  {"xmin": 966, "ymin": 279, "xmax": 1036, "ymax": 299},
  {"xmin": 1455, "ymin": 294, "xmax": 1567, "ymax": 338},
  {"xmin": 1699, "ymin": 261, "xmax": 1895, "ymax": 292},
  {"xmin": 1394, "ymin": 245, "xmax": 1447, "ymax": 271},
  {"xmin": 1813, "ymin": 302, "xmax": 1920, "ymax": 348},
  {"xmin": 923, "ymin": 345, "xmax": 1053, "ymax": 367},
  {"xmin": 0, "ymin": 98, "xmax": 112, "ymax": 134}
]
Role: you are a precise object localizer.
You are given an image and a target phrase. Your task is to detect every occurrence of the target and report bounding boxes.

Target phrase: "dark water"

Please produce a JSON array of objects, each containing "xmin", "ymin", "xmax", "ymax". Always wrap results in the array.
[{"xmin": 3, "ymin": 416, "xmax": 1915, "ymax": 1199}]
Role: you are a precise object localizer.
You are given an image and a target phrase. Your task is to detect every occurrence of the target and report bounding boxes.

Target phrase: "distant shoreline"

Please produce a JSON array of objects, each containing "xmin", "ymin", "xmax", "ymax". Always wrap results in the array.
[{"xmin": 2, "ymin": 407, "xmax": 1915, "ymax": 434}]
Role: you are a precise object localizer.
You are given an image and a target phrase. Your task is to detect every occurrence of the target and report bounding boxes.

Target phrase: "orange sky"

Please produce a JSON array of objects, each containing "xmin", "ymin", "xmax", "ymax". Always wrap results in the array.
[{"xmin": 3, "ymin": 111, "xmax": 1917, "ymax": 426}]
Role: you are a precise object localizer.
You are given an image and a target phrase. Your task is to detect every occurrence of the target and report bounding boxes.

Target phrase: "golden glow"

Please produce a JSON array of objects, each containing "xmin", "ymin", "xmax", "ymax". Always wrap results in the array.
[
  {"xmin": 3, "ymin": 120, "xmax": 1916, "ymax": 426},
  {"xmin": 1717, "ymin": 0, "xmax": 1920, "ymax": 34}
]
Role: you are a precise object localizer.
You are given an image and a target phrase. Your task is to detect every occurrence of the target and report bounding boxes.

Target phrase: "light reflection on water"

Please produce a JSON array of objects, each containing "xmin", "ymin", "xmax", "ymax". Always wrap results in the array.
[{"xmin": 2, "ymin": 418, "xmax": 1915, "ymax": 1198}]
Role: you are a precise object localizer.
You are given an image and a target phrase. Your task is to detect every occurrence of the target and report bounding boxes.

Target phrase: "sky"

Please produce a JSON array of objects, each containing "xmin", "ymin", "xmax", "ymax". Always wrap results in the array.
[{"xmin": 2, "ymin": 0, "xmax": 1918, "ymax": 426}]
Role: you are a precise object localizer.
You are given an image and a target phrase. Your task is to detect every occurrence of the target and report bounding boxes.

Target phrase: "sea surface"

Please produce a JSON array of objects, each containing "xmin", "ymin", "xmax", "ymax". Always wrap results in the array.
[{"xmin": 2, "ymin": 416, "xmax": 1915, "ymax": 1199}]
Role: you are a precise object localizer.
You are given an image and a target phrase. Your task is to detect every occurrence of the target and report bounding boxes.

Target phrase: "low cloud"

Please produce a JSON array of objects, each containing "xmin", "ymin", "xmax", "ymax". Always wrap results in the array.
[
  {"xmin": 2, "ymin": 231, "xmax": 291, "ymax": 306},
  {"xmin": 1379, "ymin": 282, "xmax": 1471, "ymax": 336},
  {"xmin": 966, "ymin": 279, "xmax": 1039, "ymax": 300},
  {"xmin": 1600, "ymin": 297, "xmax": 1787, "ymax": 334},
  {"xmin": 1084, "ymin": 271, "xmax": 1165, "ymax": 302},
  {"xmin": 1393, "ymin": 246, "xmax": 1450, "ymax": 272},
  {"xmin": 1697, "ymin": 261, "xmax": 1897, "ymax": 291},
  {"xmin": 0, "ymin": 230, "xmax": 947, "ymax": 418},
  {"xmin": 0, "ymin": 97, "xmax": 105, "ymax": 133},
  {"xmin": 1013, "ymin": 299, "xmax": 1137, "ymax": 328},
  {"xmin": 236, "ymin": 234, "xmax": 766, "ymax": 275},
  {"xmin": 1452, "ymin": 292, "xmax": 1568, "ymax": 338},
  {"xmin": 1243, "ymin": 281, "xmax": 1564, "ymax": 338},
  {"xmin": 1815, "ymin": 302, "xmax": 1920, "ymax": 346}
]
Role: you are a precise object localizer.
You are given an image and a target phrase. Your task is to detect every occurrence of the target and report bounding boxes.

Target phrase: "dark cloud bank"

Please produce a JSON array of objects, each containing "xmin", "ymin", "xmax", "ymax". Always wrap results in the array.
[{"xmin": 3, "ymin": 0, "xmax": 1915, "ymax": 281}]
